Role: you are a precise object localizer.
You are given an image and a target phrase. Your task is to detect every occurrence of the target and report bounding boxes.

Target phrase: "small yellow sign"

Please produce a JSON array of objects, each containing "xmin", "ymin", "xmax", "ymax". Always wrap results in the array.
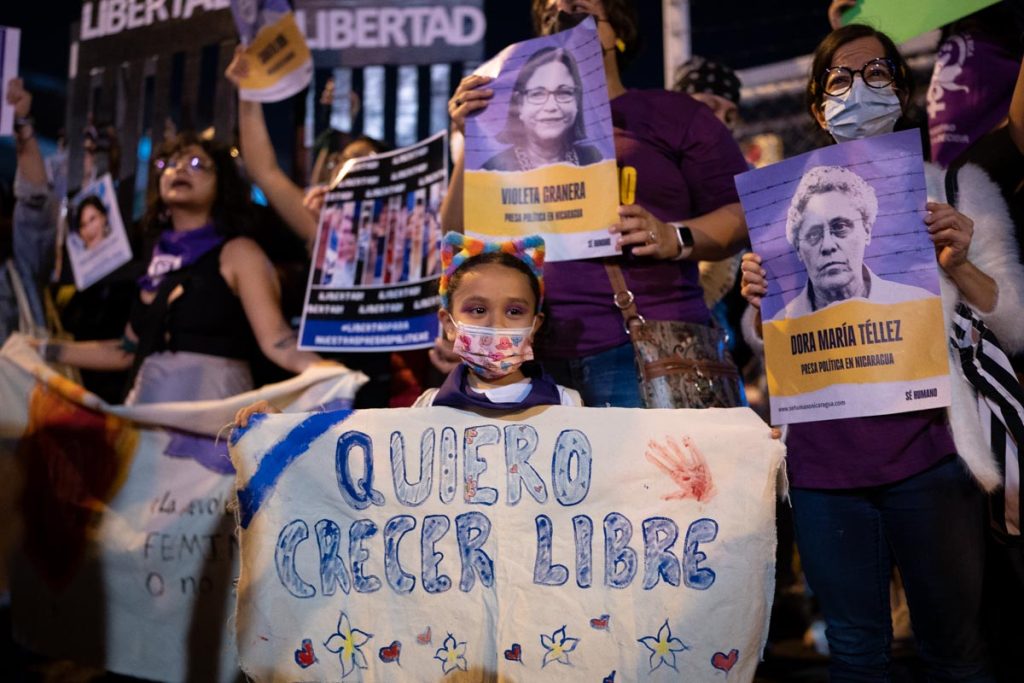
[{"xmin": 237, "ymin": 12, "xmax": 313, "ymax": 102}]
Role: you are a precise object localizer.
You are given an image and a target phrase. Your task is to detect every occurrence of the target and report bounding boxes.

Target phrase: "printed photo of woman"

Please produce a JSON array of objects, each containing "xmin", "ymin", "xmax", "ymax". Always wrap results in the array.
[
  {"xmin": 483, "ymin": 46, "xmax": 603, "ymax": 172},
  {"xmin": 71, "ymin": 195, "xmax": 112, "ymax": 251}
]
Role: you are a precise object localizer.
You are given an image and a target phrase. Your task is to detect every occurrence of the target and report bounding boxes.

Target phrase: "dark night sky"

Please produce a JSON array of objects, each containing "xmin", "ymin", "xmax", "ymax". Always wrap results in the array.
[
  {"xmin": 480, "ymin": 1, "xmax": 833, "ymax": 83},
  {"xmin": 1, "ymin": 3, "xmax": 82, "ymax": 137},
  {"xmin": 0, "ymin": 0, "xmax": 832, "ymax": 177}
]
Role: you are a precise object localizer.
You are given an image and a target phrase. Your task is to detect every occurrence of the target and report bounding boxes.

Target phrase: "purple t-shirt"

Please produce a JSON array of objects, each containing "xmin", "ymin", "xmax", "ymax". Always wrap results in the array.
[
  {"xmin": 786, "ymin": 408, "xmax": 956, "ymax": 489},
  {"xmin": 540, "ymin": 89, "xmax": 748, "ymax": 358}
]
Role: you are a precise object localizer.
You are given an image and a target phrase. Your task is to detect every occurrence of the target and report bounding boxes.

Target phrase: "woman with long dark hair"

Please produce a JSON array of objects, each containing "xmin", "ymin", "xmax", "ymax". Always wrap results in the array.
[{"xmin": 38, "ymin": 132, "xmax": 325, "ymax": 404}]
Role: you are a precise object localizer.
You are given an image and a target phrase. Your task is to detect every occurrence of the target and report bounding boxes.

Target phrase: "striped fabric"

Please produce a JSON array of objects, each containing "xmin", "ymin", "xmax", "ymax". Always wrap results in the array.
[{"xmin": 951, "ymin": 302, "xmax": 1024, "ymax": 538}]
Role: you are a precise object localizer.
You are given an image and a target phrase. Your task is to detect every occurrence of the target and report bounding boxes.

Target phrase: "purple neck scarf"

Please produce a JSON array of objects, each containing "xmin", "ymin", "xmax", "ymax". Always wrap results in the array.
[
  {"xmin": 432, "ymin": 362, "xmax": 562, "ymax": 411},
  {"xmin": 138, "ymin": 223, "xmax": 223, "ymax": 292}
]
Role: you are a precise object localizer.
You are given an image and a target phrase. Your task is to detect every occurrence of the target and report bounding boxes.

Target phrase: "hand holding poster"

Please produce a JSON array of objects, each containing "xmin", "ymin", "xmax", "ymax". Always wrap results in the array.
[
  {"xmin": 736, "ymin": 130, "xmax": 951, "ymax": 424},
  {"xmin": 0, "ymin": 26, "xmax": 20, "ymax": 137},
  {"xmin": 231, "ymin": 405, "xmax": 784, "ymax": 682},
  {"xmin": 66, "ymin": 173, "xmax": 133, "ymax": 290},
  {"xmin": 463, "ymin": 18, "xmax": 619, "ymax": 262},
  {"xmin": 299, "ymin": 132, "xmax": 447, "ymax": 352},
  {"xmin": 230, "ymin": 0, "xmax": 313, "ymax": 102}
]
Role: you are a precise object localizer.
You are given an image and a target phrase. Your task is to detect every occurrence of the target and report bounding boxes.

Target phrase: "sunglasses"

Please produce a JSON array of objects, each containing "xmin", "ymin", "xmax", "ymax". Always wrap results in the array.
[{"xmin": 154, "ymin": 154, "xmax": 213, "ymax": 174}]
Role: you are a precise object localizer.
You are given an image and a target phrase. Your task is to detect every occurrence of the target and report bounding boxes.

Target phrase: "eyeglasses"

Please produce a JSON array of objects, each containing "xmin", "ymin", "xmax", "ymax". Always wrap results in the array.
[
  {"xmin": 801, "ymin": 220, "xmax": 857, "ymax": 248},
  {"xmin": 519, "ymin": 86, "xmax": 577, "ymax": 105},
  {"xmin": 154, "ymin": 154, "xmax": 213, "ymax": 174},
  {"xmin": 821, "ymin": 58, "xmax": 896, "ymax": 97}
]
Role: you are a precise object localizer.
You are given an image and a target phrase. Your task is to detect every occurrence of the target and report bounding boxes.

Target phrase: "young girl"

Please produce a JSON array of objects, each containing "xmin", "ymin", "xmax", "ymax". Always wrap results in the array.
[
  {"xmin": 235, "ymin": 232, "xmax": 579, "ymax": 426},
  {"xmin": 413, "ymin": 232, "xmax": 580, "ymax": 408}
]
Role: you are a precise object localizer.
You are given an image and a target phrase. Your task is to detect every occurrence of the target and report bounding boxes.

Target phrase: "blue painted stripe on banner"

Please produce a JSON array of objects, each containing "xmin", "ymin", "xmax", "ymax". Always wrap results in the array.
[
  {"xmin": 236, "ymin": 409, "xmax": 353, "ymax": 528},
  {"xmin": 229, "ymin": 411, "xmax": 268, "ymax": 447}
]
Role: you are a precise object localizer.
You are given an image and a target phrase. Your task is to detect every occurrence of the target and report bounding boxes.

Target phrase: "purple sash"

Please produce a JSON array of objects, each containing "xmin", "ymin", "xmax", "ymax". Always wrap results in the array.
[{"xmin": 138, "ymin": 223, "xmax": 224, "ymax": 292}]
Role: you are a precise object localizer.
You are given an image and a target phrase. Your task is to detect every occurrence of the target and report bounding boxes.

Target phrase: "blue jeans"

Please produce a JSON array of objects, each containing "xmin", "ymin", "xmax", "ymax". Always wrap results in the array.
[
  {"xmin": 791, "ymin": 456, "xmax": 993, "ymax": 682},
  {"xmin": 541, "ymin": 342, "xmax": 643, "ymax": 408}
]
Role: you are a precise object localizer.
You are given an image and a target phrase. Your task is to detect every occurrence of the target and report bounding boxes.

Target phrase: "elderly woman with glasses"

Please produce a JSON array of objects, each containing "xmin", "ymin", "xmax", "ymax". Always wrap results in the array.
[
  {"xmin": 771, "ymin": 164, "xmax": 935, "ymax": 320},
  {"xmin": 37, "ymin": 133, "xmax": 328, "ymax": 404},
  {"xmin": 740, "ymin": 24, "xmax": 1024, "ymax": 681},
  {"xmin": 482, "ymin": 46, "xmax": 603, "ymax": 171}
]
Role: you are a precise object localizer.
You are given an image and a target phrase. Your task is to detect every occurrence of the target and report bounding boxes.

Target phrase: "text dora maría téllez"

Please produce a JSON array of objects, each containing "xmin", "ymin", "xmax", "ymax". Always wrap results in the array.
[{"xmin": 790, "ymin": 318, "xmax": 904, "ymax": 375}]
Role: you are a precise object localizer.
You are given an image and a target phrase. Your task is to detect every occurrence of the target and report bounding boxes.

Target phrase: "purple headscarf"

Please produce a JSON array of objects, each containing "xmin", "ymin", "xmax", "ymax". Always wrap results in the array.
[{"xmin": 928, "ymin": 30, "xmax": 1019, "ymax": 167}]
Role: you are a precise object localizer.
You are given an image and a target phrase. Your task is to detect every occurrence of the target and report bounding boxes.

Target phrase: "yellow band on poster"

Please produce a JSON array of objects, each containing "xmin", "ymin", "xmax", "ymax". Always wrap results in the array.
[
  {"xmin": 238, "ymin": 12, "xmax": 311, "ymax": 90},
  {"xmin": 465, "ymin": 159, "xmax": 619, "ymax": 234},
  {"xmin": 763, "ymin": 297, "xmax": 948, "ymax": 397}
]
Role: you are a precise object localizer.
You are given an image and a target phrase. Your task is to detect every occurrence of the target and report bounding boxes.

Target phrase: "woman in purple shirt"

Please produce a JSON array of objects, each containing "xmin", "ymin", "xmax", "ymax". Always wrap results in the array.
[
  {"xmin": 742, "ymin": 25, "xmax": 1024, "ymax": 681},
  {"xmin": 440, "ymin": 0, "xmax": 750, "ymax": 407}
]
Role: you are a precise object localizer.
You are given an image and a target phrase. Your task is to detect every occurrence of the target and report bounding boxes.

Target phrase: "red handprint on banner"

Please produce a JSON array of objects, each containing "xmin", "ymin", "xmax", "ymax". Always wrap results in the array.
[{"xmin": 645, "ymin": 435, "xmax": 716, "ymax": 503}]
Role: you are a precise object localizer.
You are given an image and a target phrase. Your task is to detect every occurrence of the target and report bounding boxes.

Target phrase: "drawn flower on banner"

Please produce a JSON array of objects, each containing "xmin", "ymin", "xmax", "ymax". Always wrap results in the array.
[
  {"xmin": 540, "ymin": 625, "xmax": 580, "ymax": 667},
  {"xmin": 434, "ymin": 632, "xmax": 468, "ymax": 675},
  {"xmin": 638, "ymin": 619, "xmax": 689, "ymax": 673},
  {"xmin": 323, "ymin": 611, "xmax": 373, "ymax": 678}
]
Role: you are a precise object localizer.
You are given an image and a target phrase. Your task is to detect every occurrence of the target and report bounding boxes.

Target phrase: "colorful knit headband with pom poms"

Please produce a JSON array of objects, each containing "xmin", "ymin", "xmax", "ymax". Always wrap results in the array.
[{"xmin": 438, "ymin": 232, "xmax": 546, "ymax": 310}]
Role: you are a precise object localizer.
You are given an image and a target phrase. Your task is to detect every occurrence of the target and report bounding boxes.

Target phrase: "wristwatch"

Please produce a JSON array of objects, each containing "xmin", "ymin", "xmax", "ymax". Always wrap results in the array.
[{"xmin": 671, "ymin": 223, "xmax": 694, "ymax": 261}]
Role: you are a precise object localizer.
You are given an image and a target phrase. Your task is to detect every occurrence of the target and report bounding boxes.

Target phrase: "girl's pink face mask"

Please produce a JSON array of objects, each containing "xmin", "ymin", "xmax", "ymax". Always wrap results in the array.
[{"xmin": 452, "ymin": 321, "xmax": 535, "ymax": 380}]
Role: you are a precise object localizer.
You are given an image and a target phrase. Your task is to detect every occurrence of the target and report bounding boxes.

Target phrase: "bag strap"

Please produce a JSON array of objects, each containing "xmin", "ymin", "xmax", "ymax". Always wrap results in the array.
[
  {"xmin": 945, "ymin": 164, "xmax": 960, "ymax": 209},
  {"xmin": 603, "ymin": 260, "xmax": 644, "ymax": 334}
]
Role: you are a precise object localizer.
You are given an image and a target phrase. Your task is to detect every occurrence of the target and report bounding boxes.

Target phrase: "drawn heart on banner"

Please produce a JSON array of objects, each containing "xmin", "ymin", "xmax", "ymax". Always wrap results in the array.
[
  {"xmin": 602, "ymin": 671, "xmax": 616, "ymax": 683},
  {"xmin": 590, "ymin": 614, "xmax": 611, "ymax": 630},
  {"xmin": 416, "ymin": 627, "xmax": 432, "ymax": 645},
  {"xmin": 711, "ymin": 648, "xmax": 739, "ymax": 673},
  {"xmin": 379, "ymin": 640, "xmax": 401, "ymax": 663},
  {"xmin": 503, "ymin": 643, "xmax": 522, "ymax": 662},
  {"xmin": 294, "ymin": 638, "xmax": 316, "ymax": 668}
]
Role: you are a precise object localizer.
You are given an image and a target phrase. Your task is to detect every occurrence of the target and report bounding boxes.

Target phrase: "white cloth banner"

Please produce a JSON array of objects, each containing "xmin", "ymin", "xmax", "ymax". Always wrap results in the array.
[
  {"xmin": 231, "ymin": 403, "xmax": 784, "ymax": 682},
  {"xmin": 0, "ymin": 334, "xmax": 366, "ymax": 683}
]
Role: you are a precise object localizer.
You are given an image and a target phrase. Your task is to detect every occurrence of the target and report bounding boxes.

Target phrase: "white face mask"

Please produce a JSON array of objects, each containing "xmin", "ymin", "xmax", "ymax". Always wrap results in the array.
[
  {"xmin": 451, "ymin": 321, "xmax": 536, "ymax": 381},
  {"xmin": 822, "ymin": 80, "xmax": 902, "ymax": 143}
]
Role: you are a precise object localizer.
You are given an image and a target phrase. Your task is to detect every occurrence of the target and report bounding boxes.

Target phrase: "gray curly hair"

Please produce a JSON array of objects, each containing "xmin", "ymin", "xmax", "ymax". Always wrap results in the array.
[{"xmin": 786, "ymin": 165, "xmax": 878, "ymax": 248}]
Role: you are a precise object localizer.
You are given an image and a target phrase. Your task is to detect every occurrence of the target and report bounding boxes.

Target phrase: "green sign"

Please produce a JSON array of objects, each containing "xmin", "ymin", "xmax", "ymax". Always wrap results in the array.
[{"xmin": 842, "ymin": 0, "xmax": 1001, "ymax": 44}]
